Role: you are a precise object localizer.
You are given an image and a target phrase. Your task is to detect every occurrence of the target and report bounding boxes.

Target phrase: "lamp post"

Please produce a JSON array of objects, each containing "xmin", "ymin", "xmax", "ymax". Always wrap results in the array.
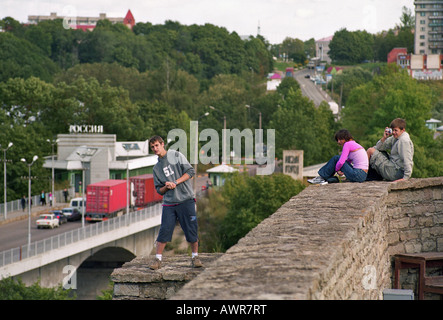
[
  {"xmin": 245, "ymin": 105, "xmax": 263, "ymax": 163},
  {"xmin": 2, "ymin": 142, "xmax": 13, "ymax": 220},
  {"xmin": 193, "ymin": 112, "xmax": 209, "ymax": 194},
  {"xmin": 47, "ymin": 138, "xmax": 59, "ymax": 207},
  {"xmin": 21, "ymin": 155, "xmax": 38, "ymax": 254},
  {"xmin": 76, "ymin": 152, "xmax": 87, "ymax": 228},
  {"xmin": 209, "ymin": 106, "xmax": 227, "ymax": 164},
  {"xmin": 245, "ymin": 105, "xmax": 261, "ymax": 130},
  {"xmin": 126, "ymin": 150, "xmax": 130, "ymax": 215}
]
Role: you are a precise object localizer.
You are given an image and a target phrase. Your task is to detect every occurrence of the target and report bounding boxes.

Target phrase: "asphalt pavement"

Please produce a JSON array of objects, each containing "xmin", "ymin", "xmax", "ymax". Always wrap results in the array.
[
  {"xmin": 0, "ymin": 202, "xmax": 69, "ymax": 226},
  {"xmin": 294, "ymin": 69, "xmax": 332, "ymax": 106}
]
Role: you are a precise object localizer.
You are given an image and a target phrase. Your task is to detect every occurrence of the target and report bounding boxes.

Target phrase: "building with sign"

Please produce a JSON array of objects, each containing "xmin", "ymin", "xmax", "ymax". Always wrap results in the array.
[
  {"xmin": 43, "ymin": 133, "xmax": 157, "ymax": 194},
  {"xmin": 390, "ymin": 48, "xmax": 443, "ymax": 80}
]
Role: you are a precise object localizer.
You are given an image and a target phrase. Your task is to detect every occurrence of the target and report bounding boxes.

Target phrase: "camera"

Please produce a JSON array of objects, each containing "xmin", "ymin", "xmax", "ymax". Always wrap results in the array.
[{"xmin": 386, "ymin": 128, "xmax": 392, "ymax": 135}]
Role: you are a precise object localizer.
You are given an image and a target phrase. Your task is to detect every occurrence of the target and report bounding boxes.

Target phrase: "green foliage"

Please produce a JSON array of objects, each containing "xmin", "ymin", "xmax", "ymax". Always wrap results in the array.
[
  {"xmin": 218, "ymin": 173, "xmax": 306, "ymax": 250},
  {"xmin": 0, "ymin": 32, "xmax": 59, "ymax": 82},
  {"xmin": 328, "ymin": 28, "xmax": 374, "ymax": 64},
  {"xmin": 96, "ymin": 281, "xmax": 114, "ymax": 300},
  {"xmin": 342, "ymin": 66, "xmax": 443, "ymax": 178},
  {"xmin": 198, "ymin": 173, "xmax": 306, "ymax": 251},
  {"xmin": 327, "ymin": 67, "xmax": 373, "ymax": 106},
  {"xmin": 0, "ymin": 277, "xmax": 75, "ymax": 300},
  {"xmin": 269, "ymin": 88, "xmax": 339, "ymax": 166}
]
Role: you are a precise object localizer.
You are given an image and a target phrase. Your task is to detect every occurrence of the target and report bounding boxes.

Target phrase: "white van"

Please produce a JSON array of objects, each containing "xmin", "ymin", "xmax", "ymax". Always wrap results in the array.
[{"xmin": 69, "ymin": 197, "xmax": 86, "ymax": 213}]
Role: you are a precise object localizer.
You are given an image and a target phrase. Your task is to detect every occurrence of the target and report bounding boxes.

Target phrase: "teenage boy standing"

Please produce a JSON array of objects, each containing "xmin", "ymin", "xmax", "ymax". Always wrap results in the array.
[
  {"xmin": 148, "ymin": 135, "xmax": 203, "ymax": 269},
  {"xmin": 367, "ymin": 118, "xmax": 414, "ymax": 181}
]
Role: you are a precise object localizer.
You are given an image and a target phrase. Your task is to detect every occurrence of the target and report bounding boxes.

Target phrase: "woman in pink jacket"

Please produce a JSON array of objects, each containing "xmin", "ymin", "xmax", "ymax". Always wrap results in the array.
[{"xmin": 308, "ymin": 129, "xmax": 368, "ymax": 185}]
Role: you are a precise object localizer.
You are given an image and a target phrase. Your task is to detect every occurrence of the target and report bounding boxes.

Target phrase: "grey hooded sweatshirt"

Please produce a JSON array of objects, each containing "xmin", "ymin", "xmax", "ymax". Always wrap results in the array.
[
  {"xmin": 374, "ymin": 131, "xmax": 414, "ymax": 179},
  {"xmin": 153, "ymin": 149, "xmax": 195, "ymax": 204}
]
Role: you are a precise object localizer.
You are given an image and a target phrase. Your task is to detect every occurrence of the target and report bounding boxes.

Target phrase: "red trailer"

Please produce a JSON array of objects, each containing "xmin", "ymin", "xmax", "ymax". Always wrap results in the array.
[
  {"xmin": 130, "ymin": 174, "xmax": 162, "ymax": 208},
  {"xmin": 86, "ymin": 179, "xmax": 127, "ymax": 222}
]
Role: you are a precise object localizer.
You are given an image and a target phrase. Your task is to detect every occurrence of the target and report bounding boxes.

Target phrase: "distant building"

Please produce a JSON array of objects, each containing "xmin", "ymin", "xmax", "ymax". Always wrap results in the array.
[
  {"xmin": 387, "ymin": 48, "xmax": 408, "ymax": 64},
  {"xmin": 414, "ymin": 0, "xmax": 443, "ymax": 55},
  {"xmin": 206, "ymin": 164, "xmax": 238, "ymax": 187},
  {"xmin": 389, "ymin": 48, "xmax": 443, "ymax": 80},
  {"xmin": 43, "ymin": 132, "xmax": 157, "ymax": 193},
  {"xmin": 315, "ymin": 35, "xmax": 333, "ymax": 64},
  {"xmin": 326, "ymin": 66, "xmax": 343, "ymax": 75},
  {"xmin": 28, "ymin": 9, "xmax": 135, "ymax": 30},
  {"xmin": 266, "ymin": 73, "xmax": 282, "ymax": 91}
]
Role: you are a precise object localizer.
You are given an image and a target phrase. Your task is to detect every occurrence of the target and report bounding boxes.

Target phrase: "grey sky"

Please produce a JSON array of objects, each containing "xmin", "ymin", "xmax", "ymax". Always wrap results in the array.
[{"xmin": 2, "ymin": 0, "xmax": 414, "ymax": 44}]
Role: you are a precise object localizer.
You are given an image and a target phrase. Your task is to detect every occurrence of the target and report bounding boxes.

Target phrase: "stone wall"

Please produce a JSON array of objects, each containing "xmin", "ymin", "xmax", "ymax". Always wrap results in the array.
[
  {"xmin": 112, "ymin": 253, "xmax": 223, "ymax": 300},
  {"xmin": 113, "ymin": 177, "xmax": 443, "ymax": 300}
]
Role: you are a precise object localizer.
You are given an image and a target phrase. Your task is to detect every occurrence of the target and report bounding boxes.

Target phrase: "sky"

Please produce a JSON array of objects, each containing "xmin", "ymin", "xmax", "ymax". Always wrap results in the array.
[{"xmin": 2, "ymin": 0, "xmax": 414, "ymax": 44}]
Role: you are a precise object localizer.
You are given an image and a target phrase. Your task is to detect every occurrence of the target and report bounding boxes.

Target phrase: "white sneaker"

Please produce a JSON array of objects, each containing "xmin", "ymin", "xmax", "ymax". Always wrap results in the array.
[{"xmin": 307, "ymin": 176, "xmax": 328, "ymax": 185}]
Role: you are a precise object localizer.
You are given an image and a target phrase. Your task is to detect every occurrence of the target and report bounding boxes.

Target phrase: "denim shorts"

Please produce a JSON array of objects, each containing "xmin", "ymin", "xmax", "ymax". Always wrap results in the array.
[{"xmin": 156, "ymin": 198, "xmax": 198, "ymax": 243}]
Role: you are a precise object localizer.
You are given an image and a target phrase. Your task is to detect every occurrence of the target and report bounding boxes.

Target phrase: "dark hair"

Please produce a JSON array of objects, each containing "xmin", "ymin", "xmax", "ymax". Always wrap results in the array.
[
  {"xmin": 334, "ymin": 129, "xmax": 353, "ymax": 142},
  {"xmin": 390, "ymin": 118, "xmax": 406, "ymax": 130},
  {"xmin": 148, "ymin": 135, "xmax": 164, "ymax": 146}
]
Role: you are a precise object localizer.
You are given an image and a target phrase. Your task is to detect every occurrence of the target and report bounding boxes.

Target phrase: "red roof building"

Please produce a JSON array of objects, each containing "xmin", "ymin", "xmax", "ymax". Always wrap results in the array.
[
  {"xmin": 124, "ymin": 10, "xmax": 135, "ymax": 29},
  {"xmin": 387, "ymin": 48, "xmax": 408, "ymax": 64}
]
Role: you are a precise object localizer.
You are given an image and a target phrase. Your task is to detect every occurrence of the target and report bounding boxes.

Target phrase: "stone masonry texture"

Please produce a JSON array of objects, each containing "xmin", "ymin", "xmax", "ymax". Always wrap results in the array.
[{"xmin": 113, "ymin": 177, "xmax": 443, "ymax": 300}]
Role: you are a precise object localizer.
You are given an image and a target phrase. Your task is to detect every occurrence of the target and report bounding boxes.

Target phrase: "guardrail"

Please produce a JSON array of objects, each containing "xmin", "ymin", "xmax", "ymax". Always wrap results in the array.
[
  {"xmin": 0, "ymin": 189, "xmax": 71, "ymax": 222},
  {"xmin": 0, "ymin": 203, "xmax": 162, "ymax": 267}
]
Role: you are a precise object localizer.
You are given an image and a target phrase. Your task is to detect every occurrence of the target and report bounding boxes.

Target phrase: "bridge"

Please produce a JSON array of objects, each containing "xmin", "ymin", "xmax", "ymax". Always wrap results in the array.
[{"xmin": 0, "ymin": 204, "xmax": 162, "ymax": 299}]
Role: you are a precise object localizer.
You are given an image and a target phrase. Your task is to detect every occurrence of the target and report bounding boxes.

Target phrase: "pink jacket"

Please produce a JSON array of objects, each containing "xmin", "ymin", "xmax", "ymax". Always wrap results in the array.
[{"xmin": 335, "ymin": 140, "xmax": 369, "ymax": 171}]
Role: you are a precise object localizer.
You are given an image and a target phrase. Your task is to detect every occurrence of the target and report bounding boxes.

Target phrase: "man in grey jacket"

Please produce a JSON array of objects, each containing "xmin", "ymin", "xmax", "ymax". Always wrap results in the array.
[
  {"xmin": 148, "ymin": 135, "xmax": 203, "ymax": 269},
  {"xmin": 367, "ymin": 118, "xmax": 414, "ymax": 181}
]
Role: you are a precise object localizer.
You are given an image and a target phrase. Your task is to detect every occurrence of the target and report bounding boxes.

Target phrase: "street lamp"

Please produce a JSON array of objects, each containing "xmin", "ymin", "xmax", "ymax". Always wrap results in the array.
[
  {"xmin": 2, "ymin": 142, "xmax": 13, "ymax": 220},
  {"xmin": 21, "ymin": 155, "xmax": 38, "ymax": 254},
  {"xmin": 47, "ymin": 138, "xmax": 59, "ymax": 207},
  {"xmin": 76, "ymin": 152, "xmax": 87, "ymax": 228},
  {"xmin": 209, "ymin": 106, "xmax": 227, "ymax": 164},
  {"xmin": 245, "ymin": 105, "xmax": 264, "ymax": 164},
  {"xmin": 193, "ymin": 112, "xmax": 209, "ymax": 194},
  {"xmin": 245, "ymin": 105, "xmax": 261, "ymax": 130}
]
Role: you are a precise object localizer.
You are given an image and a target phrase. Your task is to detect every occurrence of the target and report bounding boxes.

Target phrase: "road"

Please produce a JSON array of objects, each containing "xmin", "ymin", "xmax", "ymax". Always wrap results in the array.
[
  {"xmin": 293, "ymin": 69, "xmax": 332, "ymax": 107},
  {"xmin": 0, "ymin": 174, "xmax": 211, "ymax": 253},
  {"xmin": 0, "ymin": 211, "xmax": 82, "ymax": 252}
]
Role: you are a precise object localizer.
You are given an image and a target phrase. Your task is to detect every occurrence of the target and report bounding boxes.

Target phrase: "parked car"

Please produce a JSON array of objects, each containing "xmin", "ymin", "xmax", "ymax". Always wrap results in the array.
[
  {"xmin": 51, "ymin": 210, "xmax": 67, "ymax": 225},
  {"xmin": 62, "ymin": 207, "xmax": 81, "ymax": 221},
  {"xmin": 36, "ymin": 214, "xmax": 59, "ymax": 229}
]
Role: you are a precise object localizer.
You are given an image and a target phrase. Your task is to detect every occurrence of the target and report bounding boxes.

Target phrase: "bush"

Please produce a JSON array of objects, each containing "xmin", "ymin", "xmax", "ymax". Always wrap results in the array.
[
  {"xmin": 0, "ymin": 277, "xmax": 75, "ymax": 300},
  {"xmin": 198, "ymin": 173, "xmax": 306, "ymax": 252}
]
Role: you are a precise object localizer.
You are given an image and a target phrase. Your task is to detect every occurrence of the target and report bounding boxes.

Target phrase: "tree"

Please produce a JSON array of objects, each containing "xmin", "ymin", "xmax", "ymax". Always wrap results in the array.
[
  {"xmin": 269, "ymin": 88, "xmax": 338, "ymax": 166},
  {"xmin": 397, "ymin": 6, "xmax": 415, "ymax": 30},
  {"xmin": 342, "ymin": 66, "xmax": 443, "ymax": 178},
  {"xmin": 281, "ymin": 37, "xmax": 307, "ymax": 64},
  {"xmin": 328, "ymin": 67, "xmax": 373, "ymax": 106},
  {"xmin": 0, "ymin": 32, "xmax": 59, "ymax": 82},
  {"xmin": 218, "ymin": 173, "xmax": 305, "ymax": 250},
  {"xmin": 328, "ymin": 28, "xmax": 374, "ymax": 64}
]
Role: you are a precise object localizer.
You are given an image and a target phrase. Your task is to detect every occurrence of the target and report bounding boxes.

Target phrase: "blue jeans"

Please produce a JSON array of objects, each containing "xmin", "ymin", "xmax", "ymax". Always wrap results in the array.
[{"xmin": 318, "ymin": 155, "xmax": 367, "ymax": 183}]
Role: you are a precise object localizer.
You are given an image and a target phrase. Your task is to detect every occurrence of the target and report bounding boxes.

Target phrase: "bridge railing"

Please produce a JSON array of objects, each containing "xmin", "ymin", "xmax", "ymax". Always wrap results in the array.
[{"xmin": 0, "ymin": 203, "xmax": 162, "ymax": 268}]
